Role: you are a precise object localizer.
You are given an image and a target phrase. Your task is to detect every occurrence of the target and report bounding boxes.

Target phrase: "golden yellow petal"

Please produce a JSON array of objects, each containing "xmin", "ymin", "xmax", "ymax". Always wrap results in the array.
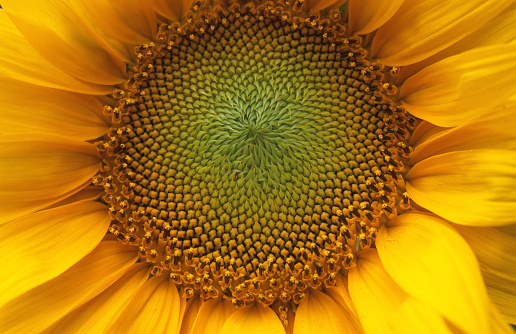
[
  {"xmin": 410, "ymin": 103, "xmax": 516, "ymax": 164},
  {"xmin": 377, "ymin": 212, "xmax": 490, "ymax": 333},
  {"xmin": 348, "ymin": 248, "xmax": 407, "ymax": 333},
  {"xmin": 0, "ymin": 134, "xmax": 101, "ymax": 225},
  {"xmin": 149, "ymin": 0, "xmax": 194, "ymax": 21},
  {"xmin": 0, "ymin": 241, "xmax": 137, "ymax": 334},
  {"xmin": 386, "ymin": 299, "xmax": 452, "ymax": 334},
  {"xmin": 107, "ymin": 276, "xmax": 183, "ymax": 334},
  {"xmin": 0, "ymin": 10, "xmax": 113, "ymax": 94},
  {"xmin": 41, "ymin": 264, "xmax": 149, "ymax": 334},
  {"xmin": 179, "ymin": 296, "xmax": 202, "ymax": 334},
  {"xmin": 406, "ymin": 149, "xmax": 516, "ymax": 226},
  {"xmin": 0, "ymin": 201, "xmax": 109, "ymax": 307},
  {"xmin": 453, "ymin": 225, "xmax": 516, "ymax": 324},
  {"xmin": 408, "ymin": 120, "xmax": 447, "ymax": 148},
  {"xmin": 191, "ymin": 298, "xmax": 236, "ymax": 334},
  {"xmin": 306, "ymin": 0, "xmax": 346, "ymax": 11},
  {"xmin": 3, "ymin": 0, "xmax": 126, "ymax": 85},
  {"xmin": 220, "ymin": 304, "xmax": 285, "ymax": 334},
  {"xmin": 398, "ymin": 3, "xmax": 516, "ymax": 82},
  {"xmin": 44, "ymin": 186, "xmax": 104, "ymax": 210},
  {"xmin": 348, "ymin": 0, "xmax": 405, "ymax": 35},
  {"xmin": 371, "ymin": 0, "xmax": 513, "ymax": 66},
  {"xmin": 294, "ymin": 289, "xmax": 363, "ymax": 334},
  {"xmin": 0, "ymin": 77, "xmax": 108, "ymax": 140},
  {"xmin": 399, "ymin": 44, "xmax": 516, "ymax": 127}
]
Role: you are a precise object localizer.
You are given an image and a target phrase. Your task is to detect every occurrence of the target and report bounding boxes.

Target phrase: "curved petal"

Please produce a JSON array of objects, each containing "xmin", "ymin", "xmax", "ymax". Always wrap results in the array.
[
  {"xmin": 400, "ymin": 43, "xmax": 516, "ymax": 127},
  {"xmin": 410, "ymin": 103, "xmax": 516, "ymax": 164},
  {"xmin": 45, "ymin": 186, "xmax": 104, "ymax": 210},
  {"xmin": 0, "ymin": 10, "xmax": 113, "ymax": 94},
  {"xmin": 0, "ymin": 78, "xmax": 108, "ymax": 140},
  {"xmin": 294, "ymin": 289, "xmax": 363, "ymax": 334},
  {"xmin": 348, "ymin": 0, "xmax": 405, "ymax": 35},
  {"xmin": 376, "ymin": 212, "xmax": 490, "ymax": 333},
  {"xmin": 406, "ymin": 149, "xmax": 516, "ymax": 226},
  {"xmin": 41, "ymin": 263, "xmax": 149, "ymax": 334},
  {"xmin": 149, "ymin": 0, "xmax": 194, "ymax": 22},
  {"xmin": 191, "ymin": 298, "xmax": 236, "ymax": 334},
  {"xmin": 220, "ymin": 304, "xmax": 285, "ymax": 334},
  {"xmin": 385, "ymin": 299, "xmax": 452, "ymax": 334},
  {"xmin": 0, "ymin": 134, "xmax": 100, "ymax": 225},
  {"xmin": 398, "ymin": 3, "xmax": 516, "ymax": 82},
  {"xmin": 0, "ymin": 241, "xmax": 137, "ymax": 334},
  {"xmin": 453, "ymin": 225, "xmax": 516, "ymax": 324},
  {"xmin": 180, "ymin": 296, "xmax": 202, "ymax": 334},
  {"xmin": 371, "ymin": 0, "xmax": 513, "ymax": 66},
  {"xmin": 3, "ymin": 0, "xmax": 126, "ymax": 85},
  {"xmin": 0, "ymin": 201, "xmax": 109, "ymax": 307},
  {"xmin": 107, "ymin": 276, "xmax": 183, "ymax": 334},
  {"xmin": 348, "ymin": 248, "xmax": 407, "ymax": 333},
  {"xmin": 306, "ymin": 0, "xmax": 347, "ymax": 11}
]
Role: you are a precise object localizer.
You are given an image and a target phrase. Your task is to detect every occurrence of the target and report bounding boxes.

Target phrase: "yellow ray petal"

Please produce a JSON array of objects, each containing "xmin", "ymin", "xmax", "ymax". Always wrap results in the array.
[
  {"xmin": 386, "ymin": 299, "xmax": 452, "ymax": 334},
  {"xmin": 408, "ymin": 121, "xmax": 447, "ymax": 148},
  {"xmin": 376, "ymin": 212, "xmax": 490, "ymax": 334},
  {"xmin": 348, "ymin": 0, "xmax": 405, "ymax": 35},
  {"xmin": 410, "ymin": 103, "xmax": 516, "ymax": 164},
  {"xmin": 398, "ymin": 3, "xmax": 516, "ymax": 82},
  {"xmin": 371, "ymin": 0, "xmax": 513, "ymax": 66},
  {"xmin": 487, "ymin": 300, "xmax": 515, "ymax": 334},
  {"xmin": 294, "ymin": 289, "xmax": 363, "ymax": 334},
  {"xmin": 0, "ymin": 10, "xmax": 113, "ymax": 95},
  {"xmin": 0, "ymin": 134, "xmax": 100, "ymax": 225},
  {"xmin": 348, "ymin": 248, "xmax": 407, "ymax": 333},
  {"xmin": 2, "ymin": 0, "xmax": 126, "ymax": 86},
  {"xmin": 70, "ymin": 0, "xmax": 157, "ymax": 62},
  {"xmin": 107, "ymin": 276, "xmax": 183, "ymax": 334},
  {"xmin": 0, "ymin": 201, "xmax": 109, "ymax": 307},
  {"xmin": 45, "ymin": 186, "xmax": 104, "ymax": 210},
  {"xmin": 0, "ymin": 241, "xmax": 137, "ymax": 334},
  {"xmin": 406, "ymin": 149, "xmax": 516, "ymax": 226},
  {"xmin": 332, "ymin": 274, "xmax": 359, "ymax": 318},
  {"xmin": 191, "ymin": 298, "xmax": 236, "ymax": 334},
  {"xmin": 0, "ymin": 78, "xmax": 108, "ymax": 140},
  {"xmin": 179, "ymin": 296, "xmax": 202, "ymax": 334},
  {"xmin": 453, "ymin": 225, "xmax": 516, "ymax": 324},
  {"xmin": 399, "ymin": 43, "xmax": 516, "ymax": 127},
  {"xmin": 320, "ymin": 287, "xmax": 363, "ymax": 332},
  {"xmin": 306, "ymin": 0, "xmax": 346, "ymax": 11},
  {"xmin": 149, "ymin": 0, "xmax": 194, "ymax": 21},
  {"xmin": 41, "ymin": 263, "xmax": 149, "ymax": 334},
  {"xmin": 220, "ymin": 304, "xmax": 285, "ymax": 334}
]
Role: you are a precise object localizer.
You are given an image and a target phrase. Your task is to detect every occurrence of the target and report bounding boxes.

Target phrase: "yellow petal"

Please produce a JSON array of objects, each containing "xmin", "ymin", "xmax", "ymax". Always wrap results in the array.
[
  {"xmin": 376, "ymin": 212, "xmax": 490, "ymax": 334},
  {"xmin": 0, "ymin": 241, "xmax": 137, "ymax": 334},
  {"xmin": 0, "ymin": 10, "xmax": 113, "ymax": 94},
  {"xmin": 45, "ymin": 186, "xmax": 104, "ymax": 210},
  {"xmin": 179, "ymin": 296, "xmax": 202, "ymax": 334},
  {"xmin": 306, "ymin": 0, "xmax": 346, "ymax": 11},
  {"xmin": 0, "ymin": 77, "xmax": 108, "ymax": 140},
  {"xmin": 406, "ymin": 149, "xmax": 516, "ymax": 226},
  {"xmin": 41, "ymin": 263, "xmax": 149, "ymax": 334},
  {"xmin": 371, "ymin": 0, "xmax": 513, "ymax": 66},
  {"xmin": 453, "ymin": 225, "xmax": 516, "ymax": 324},
  {"xmin": 0, "ymin": 134, "xmax": 100, "ymax": 225},
  {"xmin": 220, "ymin": 304, "xmax": 285, "ymax": 334},
  {"xmin": 294, "ymin": 289, "xmax": 362, "ymax": 334},
  {"xmin": 191, "ymin": 298, "xmax": 236, "ymax": 334},
  {"xmin": 487, "ymin": 300, "xmax": 515, "ymax": 334},
  {"xmin": 321, "ymin": 287, "xmax": 363, "ymax": 332},
  {"xmin": 348, "ymin": 248, "xmax": 407, "ymax": 333},
  {"xmin": 408, "ymin": 120, "xmax": 447, "ymax": 147},
  {"xmin": 398, "ymin": 3, "xmax": 516, "ymax": 82},
  {"xmin": 0, "ymin": 201, "xmax": 109, "ymax": 307},
  {"xmin": 149, "ymin": 0, "xmax": 194, "ymax": 21},
  {"xmin": 399, "ymin": 43, "xmax": 516, "ymax": 127},
  {"xmin": 348, "ymin": 0, "xmax": 405, "ymax": 35},
  {"xmin": 410, "ymin": 103, "xmax": 516, "ymax": 164},
  {"xmin": 3, "ymin": 0, "xmax": 126, "ymax": 85},
  {"xmin": 108, "ymin": 276, "xmax": 183, "ymax": 334},
  {"xmin": 70, "ymin": 0, "xmax": 157, "ymax": 62},
  {"xmin": 386, "ymin": 299, "xmax": 452, "ymax": 334}
]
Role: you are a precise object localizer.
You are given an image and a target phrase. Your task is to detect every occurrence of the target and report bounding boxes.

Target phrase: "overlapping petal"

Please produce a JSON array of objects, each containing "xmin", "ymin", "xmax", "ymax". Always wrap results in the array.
[
  {"xmin": 220, "ymin": 304, "xmax": 285, "ymax": 334},
  {"xmin": 191, "ymin": 298, "xmax": 236, "ymax": 334},
  {"xmin": 149, "ymin": 0, "xmax": 194, "ymax": 21},
  {"xmin": 0, "ymin": 241, "xmax": 137, "ymax": 334},
  {"xmin": 406, "ymin": 150, "xmax": 516, "ymax": 226},
  {"xmin": 377, "ymin": 212, "xmax": 491, "ymax": 333},
  {"xmin": 347, "ymin": 0, "xmax": 405, "ymax": 35}
]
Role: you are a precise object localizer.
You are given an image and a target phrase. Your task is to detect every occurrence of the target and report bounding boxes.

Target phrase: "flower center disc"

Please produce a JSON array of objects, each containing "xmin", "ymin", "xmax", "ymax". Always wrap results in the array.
[{"xmin": 95, "ymin": 1, "xmax": 414, "ymax": 310}]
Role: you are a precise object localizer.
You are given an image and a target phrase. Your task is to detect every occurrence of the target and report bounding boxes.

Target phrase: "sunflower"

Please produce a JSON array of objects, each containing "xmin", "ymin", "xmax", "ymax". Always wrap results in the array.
[{"xmin": 1, "ymin": 0, "xmax": 516, "ymax": 333}]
